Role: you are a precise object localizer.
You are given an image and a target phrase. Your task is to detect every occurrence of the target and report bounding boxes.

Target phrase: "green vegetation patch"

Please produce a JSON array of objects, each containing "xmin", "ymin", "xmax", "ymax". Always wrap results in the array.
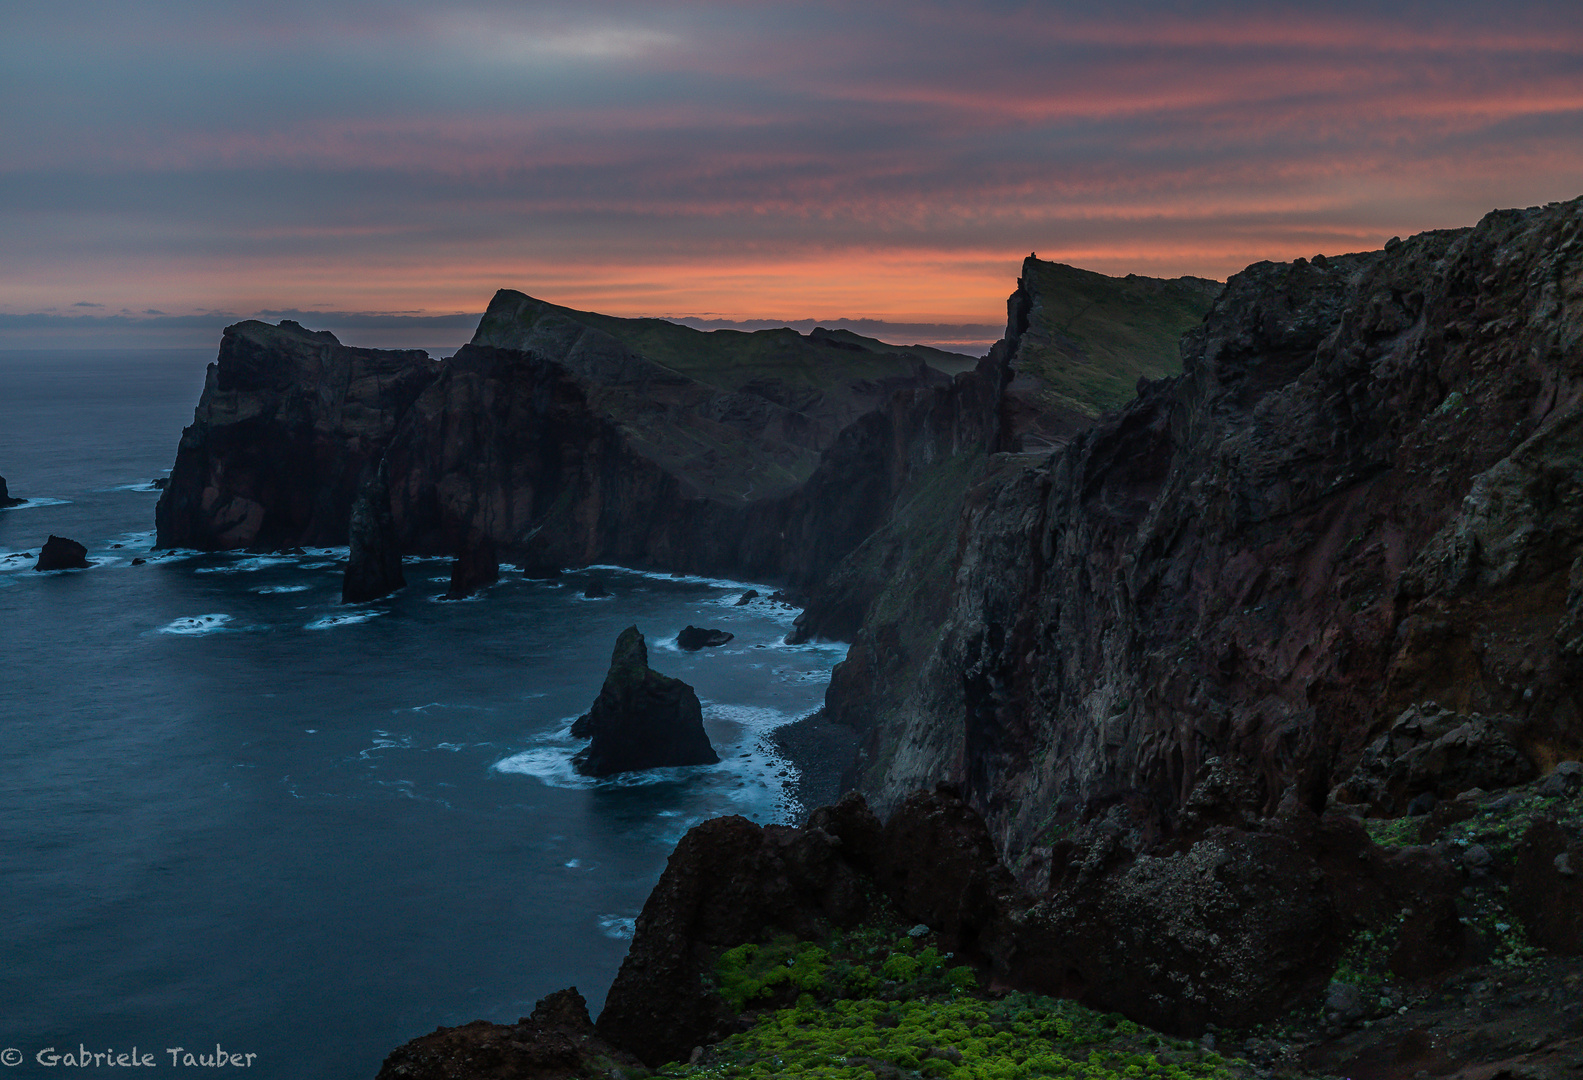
[
  {"xmin": 669, "ymin": 927, "xmax": 1236, "ymax": 1080},
  {"xmin": 662, "ymin": 992, "xmax": 1231, "ymax": 1080}
]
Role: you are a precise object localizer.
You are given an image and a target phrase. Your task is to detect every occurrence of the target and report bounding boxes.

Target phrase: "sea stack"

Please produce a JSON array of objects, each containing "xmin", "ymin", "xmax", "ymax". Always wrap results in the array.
[
  {"xmin": 342, "ymin": 459, "xmax": 405, "ymax": 604},
  {"xmin": 445, "ymin": 530, "xmax": 499, "ymax": 599},
  {"xmin": 34, "ymin": 535, "xmax": 88, "ymax": 571},
  {"xmin": 571, "ymin": 627, "xmax": 719, "ymax": 777},
  {"xmin": 0, "ymin": 474, "xmax": 22, "ymax": 508}
]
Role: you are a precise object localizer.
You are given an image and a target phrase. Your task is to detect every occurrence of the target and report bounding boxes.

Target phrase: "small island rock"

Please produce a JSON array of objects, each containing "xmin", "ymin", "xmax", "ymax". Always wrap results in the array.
[
  {"xmin": 676, "ymin": 624, "xmax": 734, "ymax": 650},
  {"xmin": 583, "ymin": 575, "xmax": 609, "ymax": 598},
  {"xmin": 0, "ymin": 474, "xmax": 23, "ymax": 508},
  {"xmin": 35, "ymin": 535, "xmax": 89, "ymax": 571},
  {"xmin": 572, "ymin": 627, "xmax": 719, "ymax": 776}
]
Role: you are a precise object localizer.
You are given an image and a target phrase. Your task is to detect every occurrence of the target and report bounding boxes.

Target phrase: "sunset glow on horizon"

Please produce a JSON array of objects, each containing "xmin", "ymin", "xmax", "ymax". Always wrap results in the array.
[{"xmin": 5, "ymin": 1, "xmax": 1582, "ymax": 349}]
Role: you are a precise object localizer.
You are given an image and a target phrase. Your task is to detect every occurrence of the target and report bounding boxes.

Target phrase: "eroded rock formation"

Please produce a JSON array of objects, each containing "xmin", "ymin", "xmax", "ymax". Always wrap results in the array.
[
  {"xmin": 155, "ymin": 320, "xmax": 439, "ymax": 551},
  {"xmin": 373, "ymin": 987, "xmax": 642, "ymax": 1080},
  {"xmin": 838, "ymin": 199, "xmax": 1583, "ymax": 871},
  {"xmin": 0, "ymin": 474, "xmax": 22, "ymax": 508},
  {"xmin": 342, "ymin": 459, "xmax": 404, "ymax": 604},
  {"xmin": 34, "ymin": 535, "xmax": 88, "ymax": 570},
  {"xmin": 571, "ymin": 627, "xmax": 719, "ymax": 777},
  {"xmin": 155, "ymin": 294, "xmax": 1005, "ymax": 594}
]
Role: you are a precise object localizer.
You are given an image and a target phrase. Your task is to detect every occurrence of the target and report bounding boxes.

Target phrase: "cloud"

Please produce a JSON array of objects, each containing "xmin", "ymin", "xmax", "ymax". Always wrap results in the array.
[{"xmin": 3, "ymin": 1, "xmax": 1580, "ymax": 327}]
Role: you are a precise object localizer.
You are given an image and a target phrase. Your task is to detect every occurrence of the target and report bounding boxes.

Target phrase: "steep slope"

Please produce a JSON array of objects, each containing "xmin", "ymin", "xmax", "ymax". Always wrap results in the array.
[
  {"xmin": 792, "ymin": 262, "xmax": 1215, "ymax": 670},
  {"xmin": 1002, "ymin": 260, "xmax": 1220, "ymax": 450},
  {"xmin": 839, "ymin": 200, "xmax": 1583, "ymax": 871}
]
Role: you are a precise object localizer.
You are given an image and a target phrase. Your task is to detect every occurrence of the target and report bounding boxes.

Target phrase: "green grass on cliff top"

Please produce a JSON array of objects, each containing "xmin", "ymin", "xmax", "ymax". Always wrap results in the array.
[
  {"xmin": 1015, "ymin": 261, "xmax": 1219, "ymax": 417},
  {"xmin": 660, "ymin": 930, "xmax": 1237, "ymax": 1080}
]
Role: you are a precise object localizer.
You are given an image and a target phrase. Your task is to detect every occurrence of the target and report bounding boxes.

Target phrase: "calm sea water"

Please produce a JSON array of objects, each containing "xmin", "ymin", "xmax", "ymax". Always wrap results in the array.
[{"xmin": 0, "ymin": 349, "xmax": 845, "ymax": 1078}]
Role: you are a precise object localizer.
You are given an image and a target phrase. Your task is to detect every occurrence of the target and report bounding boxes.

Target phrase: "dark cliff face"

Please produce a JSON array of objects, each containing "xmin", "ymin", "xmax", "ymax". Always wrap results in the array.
[
  {"xmin": 154, "ymin": 293, "xmax": 1006, "ymax": 592},
  {"xmin": 154, "ymin": 320, "xmax": 439, "ymax": 550},
  {"xmin": 843, "ymin": 199, "xmax": 1583, "ymax": 868}
]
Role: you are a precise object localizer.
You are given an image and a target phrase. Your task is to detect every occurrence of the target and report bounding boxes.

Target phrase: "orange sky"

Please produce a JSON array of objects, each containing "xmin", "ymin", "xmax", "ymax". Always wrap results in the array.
[{"xmin": 4, "ymin": 2, "xmax": 1582, "ymax": 348}]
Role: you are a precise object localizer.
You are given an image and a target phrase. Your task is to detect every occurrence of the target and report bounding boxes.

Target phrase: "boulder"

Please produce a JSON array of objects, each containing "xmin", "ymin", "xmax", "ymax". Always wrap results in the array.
[
  {"xmin": 34, "ymin": 535, "xmax": 88, "ymax": 571},
  {"xmin": 583, "ymin": 575, "xmax": 609, "ymax": 598},
  {"xmin": 676, "ymin": 624, "xmax": 733, "ymax": 650},
  {"xmin": 734, "ymin": 589, "xmax": 758, "ymax": 606},
  {"xmin": 571, "ymin": 627, "xmax": 719, "ymax": 776},
  {"xmin": 1333, "ymin": 703, "xmax": 1536, "ymax": 812},
  {"xmin": 0, "ymin": 473, "xmax": 22, "ymax": 508},
  {"xmin": 341, "ymin": 459, "xmax": 404, "ymax": 604}
]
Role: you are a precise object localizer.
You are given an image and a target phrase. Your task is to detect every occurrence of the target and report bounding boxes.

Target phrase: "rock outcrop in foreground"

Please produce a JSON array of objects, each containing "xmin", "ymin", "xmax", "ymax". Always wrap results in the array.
[
  {"xmin": 571, "ymin": 627, "xmax": 718, "ymax": 777},
  {"xmin": 373, "ymin": 987, "xmax": 642, "ymax": 1080},
  {"xmin": 838, "ymin": 198, "xmax": 1583, "ymax": 872}
]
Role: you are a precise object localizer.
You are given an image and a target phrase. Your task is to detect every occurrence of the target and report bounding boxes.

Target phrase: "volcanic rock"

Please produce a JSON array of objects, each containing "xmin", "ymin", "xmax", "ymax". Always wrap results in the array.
[
  {"xmin": 834, "ymin": 198, "xmax": 1583, "ymax": 871},
  {"xmin": 374, "ymin": 987, "xmax": 643, "ymax": 1080},
  {"xmin": 596, "ymin": 787, "xmax": 1015, "ymax": 1065},
  {"xmin": 34, "ymin": 535, "xmax": 88, "ymax": 571},
  {"xmin": 341, "ymin": 458, "xmax": 404, "ymax": 604},
  {"xmin": 1333, "ymin": 702, "xmax": 1537, "ymax": 813},
  {"xmin": 571, "ymin": 627, "xmax": 718, "ymax": 776},
  {"xmin": 0, "ymin": 474, "xmax": 22, "ymax": 508},
  {"xmin": 444, "ymin": 531, "xmax": 498, "ymax": 600},
  {"xmin": 1510, "ymin": 818, "xmax": 1583, "ymax": 954},
  {"xmin": 154, "ymin": 319, "xmax": 439, "ymax": 551},
  {"xmin": 676, "ymin": 625, "xmax": 733, "ymax": 650}
]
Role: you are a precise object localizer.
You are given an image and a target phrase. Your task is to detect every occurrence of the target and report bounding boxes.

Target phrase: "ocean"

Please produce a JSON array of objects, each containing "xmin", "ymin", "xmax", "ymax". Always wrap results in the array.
[{"xmin": 0, "ymin": 348, "xmax": 845, "ymax": 1078}]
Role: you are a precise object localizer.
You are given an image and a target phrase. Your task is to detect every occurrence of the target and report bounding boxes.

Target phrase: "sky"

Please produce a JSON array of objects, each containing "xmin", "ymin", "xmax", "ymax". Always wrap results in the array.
[{"xmin": 3, "ymin": 0, "xmax": 1582, "ymax": 352}]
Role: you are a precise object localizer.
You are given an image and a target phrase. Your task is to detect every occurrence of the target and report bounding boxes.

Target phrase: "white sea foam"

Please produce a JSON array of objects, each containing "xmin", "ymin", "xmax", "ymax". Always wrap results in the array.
[
  {"xmin": 598, "ymin": 915, "xmax": 636, "ymax": 940},
  {"xmin": 305, "ymin": 609, "xmax": 385, "ymax": 630},
  {"xmin": 105, "ymin": 481, "xmax": 163, "ymax": 492},
  {"xmin": 490, "ymin": 746, "xmax": 708, "ymax": 790},
  {"xmin": 255, "ymin": 584, "xmax": 311, "ymax": 594},
  {"xmin": 195, "ymin": 556, "xmax": 296, "ymax": 575},
  {"xmin": 159, "ymin": 614, "xmax": 233, "ymax": 635},
  {"xmin": 0, "ymin": 496, "xmax": 72, "ymax": 512},
  {"xmin": 579, "ymin": 563, "xmax": 780, "ymax": 594}
]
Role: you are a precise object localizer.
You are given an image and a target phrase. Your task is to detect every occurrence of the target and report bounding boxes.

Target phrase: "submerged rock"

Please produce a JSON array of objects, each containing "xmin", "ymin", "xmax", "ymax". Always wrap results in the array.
[
  {"xmin": 676, "ymin": 624, "xmax": 733, "ymax": 650},
  {"xmin": 571, "ymin": 627, "xmax": 718, "ymax": 777},
  {"xmin": 34, "ymin": 535, "xmax": 88, "ymax": 571},
  {"xmin": 0, "ymin": 474, "xmax": 22, "ymax": 508},
  {"xmin": 341, "ymin": 459, "xmax": 404, "ymax": 604}
]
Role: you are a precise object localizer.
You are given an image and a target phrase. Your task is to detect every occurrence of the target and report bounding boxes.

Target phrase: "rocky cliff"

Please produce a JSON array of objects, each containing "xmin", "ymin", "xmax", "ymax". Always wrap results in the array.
[
  {"xmin": 155, "ymin": 293, "xmax": 1003, "ymax": 591},
  {"xmin": 838, "ymin": 199, "xmax": 1583, "ymax": 873},
  {"xmin": 155, "ymin": 320, "xmax": 439, "ymax": 550}
]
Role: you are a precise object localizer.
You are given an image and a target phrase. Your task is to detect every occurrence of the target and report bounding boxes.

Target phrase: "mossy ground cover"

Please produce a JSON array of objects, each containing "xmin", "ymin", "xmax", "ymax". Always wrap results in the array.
[{"xmin": 662, "ymin": 928, "xmax": 1240, "ymax": 1080}]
